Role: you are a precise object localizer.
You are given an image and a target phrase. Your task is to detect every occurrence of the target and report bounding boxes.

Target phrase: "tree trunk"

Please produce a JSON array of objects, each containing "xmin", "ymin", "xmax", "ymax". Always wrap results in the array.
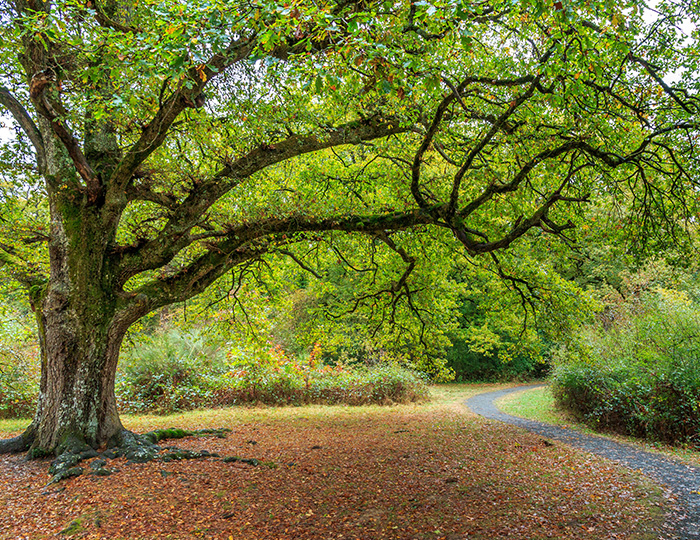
[
  {"xmin": 15, "ymin": 142, "xmax": 132, "ymax": 454},
  {"xmin": 26, "ymin": 299, "xmax": 126, "ymax": 454}
]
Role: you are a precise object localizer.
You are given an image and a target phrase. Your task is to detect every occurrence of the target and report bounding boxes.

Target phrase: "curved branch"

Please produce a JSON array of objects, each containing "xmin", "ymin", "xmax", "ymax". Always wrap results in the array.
[
  {"xmin": 411, "ymin": 83, "xmax": 463, "ymax": 209},
  {"xmin": 0, "ymin": 86, "xmax": 46, "ymax": 174},
  {"xmin": 29, "ymin": 73, "xmax": 98, "ymax": 196},
  {"xmin": 276, "ymin": 249, "xmax": 323, "ymax": 279},
  {"xmin": 118, "ymin": 116, "xmax": 410, "ymax": 281},
  {"xmin": 446, "ymin": 76, "xmax": 542, "ymax": 219},
  {"xmin": 121, "ymin": 208, "xmax": 435, "ymax": 315}
]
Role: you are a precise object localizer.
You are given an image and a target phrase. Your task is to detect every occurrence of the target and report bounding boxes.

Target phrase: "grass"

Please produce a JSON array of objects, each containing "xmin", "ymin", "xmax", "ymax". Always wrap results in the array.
[
  {"xmin": 0, "ymin": 416, "xmax": 31, "ymax": 435},
  {"xmin": 496, "ymin": 385, "xmax": 575, "ymax": 426},
  {"xmin": 0, "ymin": 383, "xmax": 506, "ymax": 438},
  {"xmin": 0, "ymin": 384, "xmax": 487, "ymax": 440},
  {"xmin": 497, "ymin": 384, "xmax": 700, "ymax": 467}
]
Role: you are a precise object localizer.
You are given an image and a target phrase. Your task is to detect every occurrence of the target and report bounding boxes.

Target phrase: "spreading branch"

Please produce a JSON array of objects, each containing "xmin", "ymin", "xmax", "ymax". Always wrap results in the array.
[
  {"xmin": 118, "ymin": 116, "xmax": 409, "ymax": 280},
  {"xmin": 121, "ymin": 208, "xmax": 434, "ymax": 315},
  {"xmin": 0, "ymin": 86, "xmax": 46, "ymax": 174}
]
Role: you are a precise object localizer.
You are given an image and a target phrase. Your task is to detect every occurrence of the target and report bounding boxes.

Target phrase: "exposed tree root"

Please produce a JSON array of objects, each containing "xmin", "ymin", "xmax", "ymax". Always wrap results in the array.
[
  {"xmin": 0, "ymin": 434, "xmax": 31, "ymax": 454},
  {"xmin": 0, "ymin": 428, "xmax": 234, "ymax": 484},
  {"xmin": 1, "ymin": 426, "xmax": 271, "ymax": 484}
]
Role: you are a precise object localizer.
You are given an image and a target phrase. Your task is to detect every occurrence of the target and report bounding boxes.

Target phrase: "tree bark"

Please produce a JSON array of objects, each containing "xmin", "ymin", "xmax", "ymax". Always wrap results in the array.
[
  {"xmin": 7, "ymin": 101, "xmax": 132, "ymax": 453},
  {"xmin": 20, "ymin": 193, "xmax": 130, "ymax": 453},
  {"xmin": 26, "ymin": 300, "xmax": 126, "ymax": 453}
]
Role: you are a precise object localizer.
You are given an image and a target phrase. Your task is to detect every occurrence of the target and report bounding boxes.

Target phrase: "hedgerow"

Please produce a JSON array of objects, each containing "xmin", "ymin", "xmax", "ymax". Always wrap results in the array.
[
  {"xmin": 551, "ymin": 287, "xmax": 700, "ymax": 447},
  {"xmin": 116, "ymin": 335, "xmax": 429, "ymax": 414}
]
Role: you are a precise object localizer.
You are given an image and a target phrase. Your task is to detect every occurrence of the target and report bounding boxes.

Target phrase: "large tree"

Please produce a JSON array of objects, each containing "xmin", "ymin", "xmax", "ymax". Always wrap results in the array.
[{"xmin": 0, "ymin": 0, "xmax": 696, "ymax": 457}]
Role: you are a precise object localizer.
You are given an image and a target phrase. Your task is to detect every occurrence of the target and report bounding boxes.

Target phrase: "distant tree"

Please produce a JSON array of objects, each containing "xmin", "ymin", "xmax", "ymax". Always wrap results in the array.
[{"xmin": 0, "ymin": 0, "xmax": 697, "ymax": 458}]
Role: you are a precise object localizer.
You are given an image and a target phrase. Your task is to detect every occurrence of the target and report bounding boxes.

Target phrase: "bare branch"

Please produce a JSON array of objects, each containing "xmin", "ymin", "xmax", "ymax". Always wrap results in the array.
[{"xmin": 276, "ymin": 249, "xmax": 323, "ymax": 279}]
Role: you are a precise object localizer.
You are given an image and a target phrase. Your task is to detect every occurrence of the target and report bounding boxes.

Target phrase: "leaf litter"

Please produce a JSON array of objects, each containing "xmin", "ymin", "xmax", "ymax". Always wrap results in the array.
[{"xmin": 0, "ymin": 390, "xmax": 667, "ymax": 539}]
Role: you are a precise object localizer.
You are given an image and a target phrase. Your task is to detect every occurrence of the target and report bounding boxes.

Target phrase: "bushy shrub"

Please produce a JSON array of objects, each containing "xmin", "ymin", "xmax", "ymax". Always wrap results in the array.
[
  {"xmin": 0, "ymin": 311, "xmax": 40, "ymax": 419},
  {"xmin": 116, "ymin": 329, "xmax": 227, "ymax": 414},
  {"xmin": 0, "ymin": 354, "xmax": 38, "ymax": 419},
  {"xmin": 116, "ymin": 332, "xmax": 429, "ymax": 414},
  {"xmin": 215, "ymin": 345, "xmax": 428, "ymax": 407},
  {"xmin": 552, "ymin": 360, "xmax": 700, "ymax": 445},
  {"xmin": 552, "ymin": 288, "xmax": 700, "ymax": 446}
]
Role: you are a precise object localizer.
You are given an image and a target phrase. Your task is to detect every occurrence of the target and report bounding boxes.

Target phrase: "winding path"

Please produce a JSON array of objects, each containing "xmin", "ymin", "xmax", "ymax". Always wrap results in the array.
[{"xmin": 466, "ymin": 385, "xmax": 700, "ymax": 540}]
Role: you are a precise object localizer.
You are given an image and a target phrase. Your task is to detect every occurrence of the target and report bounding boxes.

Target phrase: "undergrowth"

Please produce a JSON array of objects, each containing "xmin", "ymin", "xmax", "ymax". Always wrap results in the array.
[
  {"xmin": 116, "ymin": 333, "xmax": 428, "ymax": 414},
  {"xmin": 551, "ymin": 286, "xmax": 700, "ymax": 447},
  {"xmin": 0, "ymin": 328, "xmax": 429, "ymax": 418},
  {"xmin": 0, "ymin": 347, "xmax": 39, "ymax": 419}
]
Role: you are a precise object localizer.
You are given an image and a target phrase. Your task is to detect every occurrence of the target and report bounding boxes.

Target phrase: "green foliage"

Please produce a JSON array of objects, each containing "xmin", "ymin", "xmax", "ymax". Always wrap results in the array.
[
  {"xmin": 116, "ymin": 329, "xmax": 228, "ymax": 414},
  {"xmin": 446, "ymin": 339, "xmax": 548, "ymax": 382},
  {"xmin": 444, "ymin": 246, "xmax": 597, "ymax": 381},
  {"xmin": 0, "ymin": 306, "xmax": 40, "ymax": 419},
  {"xmin": 218, "ymin": 343, "xmax": 428, "ymax": 407},
  {"xmin": 552, "ymin": 276, "xmax": 700, "ymax": 446},
  {"xmin": 0, "ymin": 357, "xmax": 38, "ymax": 419},
  {"xmin": 116, "ymin": 329, "xmax": 428, "ymax": 414}
]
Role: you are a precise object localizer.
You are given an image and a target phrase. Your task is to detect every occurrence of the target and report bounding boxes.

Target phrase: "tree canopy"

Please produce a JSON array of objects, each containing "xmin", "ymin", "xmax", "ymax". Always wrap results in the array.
[{"xmin": 0, "ymin": 0, "xmax": 698, "ymax": 457}]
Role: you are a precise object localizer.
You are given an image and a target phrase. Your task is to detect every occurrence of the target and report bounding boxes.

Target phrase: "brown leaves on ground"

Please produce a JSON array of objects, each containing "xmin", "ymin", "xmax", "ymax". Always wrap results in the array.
[{"xmin": 0, "ymin": 389, "xmax": 666, "ymax": 539}]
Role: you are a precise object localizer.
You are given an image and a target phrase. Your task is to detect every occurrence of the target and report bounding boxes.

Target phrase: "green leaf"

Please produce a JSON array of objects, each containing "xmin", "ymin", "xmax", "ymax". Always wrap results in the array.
[{"xmin": 170, "ymin": 55, "xmax": 187, "ymax": 70}]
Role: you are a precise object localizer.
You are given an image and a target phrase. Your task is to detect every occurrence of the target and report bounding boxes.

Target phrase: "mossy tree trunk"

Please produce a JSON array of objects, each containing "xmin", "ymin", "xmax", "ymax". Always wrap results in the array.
[{"xmin": 27, "ymin": 201, "xmax": 128, "ymax": 453}]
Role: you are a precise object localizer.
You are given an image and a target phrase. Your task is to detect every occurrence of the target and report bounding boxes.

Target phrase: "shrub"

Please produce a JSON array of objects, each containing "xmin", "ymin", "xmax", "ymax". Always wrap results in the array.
[
  {"xmin": 215, "ymin": 348, "xmax": 429, "ymax": 407},
  {"xmin": 551, "ymin": 288, "xmax": 700, "ymax": 447},
  {"xmin": 552, "ymin": 360, "xmax": 700, "ymax": 445},
  {"xmin": 116, "ymin": 332, "xmax": 429, "ymax": 414},
  {"xmin": 116, "ymin": 329, "xmax": 227, "ymax": 414},
  {"xmin": 0, "ymin": 356, "xmax": 38, "ymax": 419}
]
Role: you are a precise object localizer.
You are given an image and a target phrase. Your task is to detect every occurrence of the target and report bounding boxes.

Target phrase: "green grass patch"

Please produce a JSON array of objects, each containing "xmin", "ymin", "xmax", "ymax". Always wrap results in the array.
[
  {"xmin": 0, "ymin": 417, "xmax": 31, "ymax": 435},
  {"xmin": 497, "ymin": 386, "xmax": 575, "ymax": 426}
]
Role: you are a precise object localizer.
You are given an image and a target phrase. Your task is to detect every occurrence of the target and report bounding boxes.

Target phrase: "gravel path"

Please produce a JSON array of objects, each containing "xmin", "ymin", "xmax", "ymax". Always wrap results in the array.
[{"xmin": 466, "ymin": 385, "xmax": 700, "ymax": 540}]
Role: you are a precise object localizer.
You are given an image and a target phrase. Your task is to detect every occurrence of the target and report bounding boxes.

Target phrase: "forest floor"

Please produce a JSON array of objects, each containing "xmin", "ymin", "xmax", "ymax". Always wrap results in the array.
[{"xmin": 0, "ymin": 384, "xmax": 669, "ymax": 540}]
